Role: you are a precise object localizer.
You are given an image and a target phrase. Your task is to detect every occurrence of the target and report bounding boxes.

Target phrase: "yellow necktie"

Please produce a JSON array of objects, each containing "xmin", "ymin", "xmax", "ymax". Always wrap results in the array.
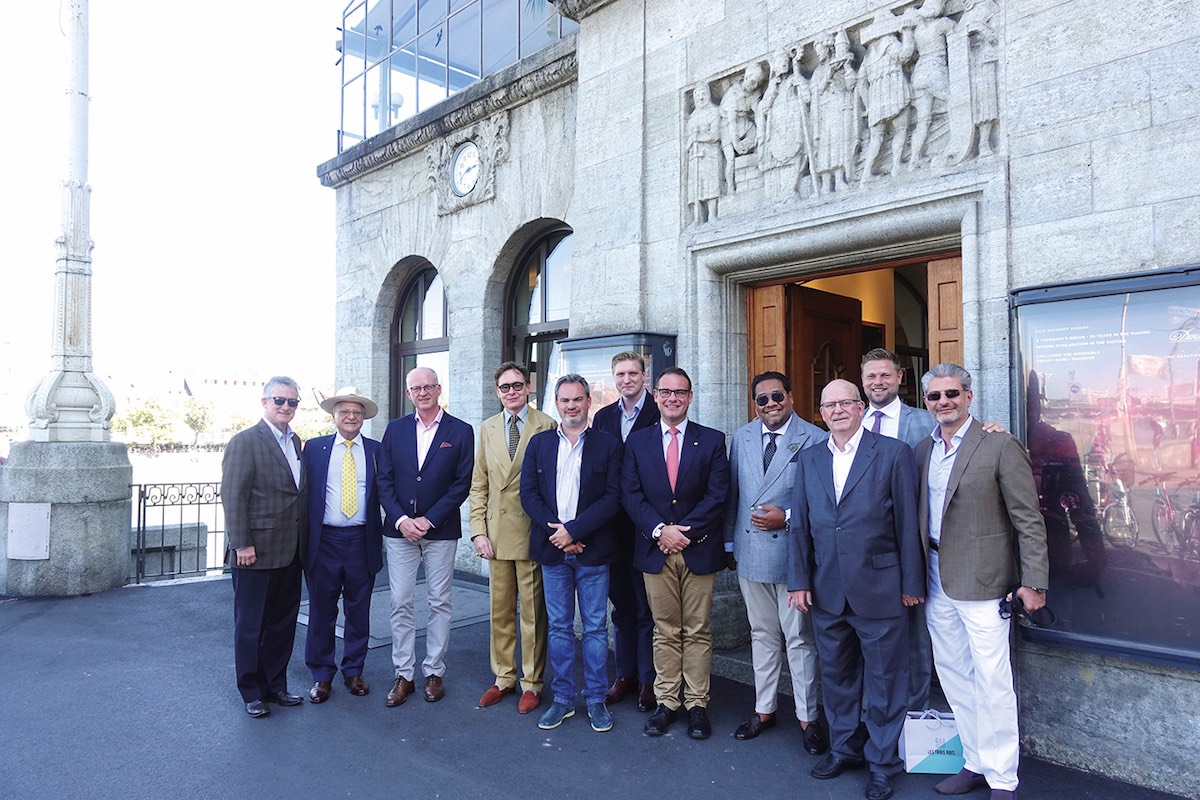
[{"xmin": 342, "ymin": 440, "xmax": 357, "ymax": 518}]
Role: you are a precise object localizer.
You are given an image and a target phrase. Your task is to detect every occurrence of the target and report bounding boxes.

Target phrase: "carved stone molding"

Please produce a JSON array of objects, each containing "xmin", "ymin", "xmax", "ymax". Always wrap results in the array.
[
  {"xmin": 426, "ymin": 112, "xmax": 510, "ymax": 215},
  {"xmin": 319, "ymin": 46, "xmax": 576, "ymax": 189},
  {"xmin": 549, "ymin": 0, "xmax": 620, "ymax": 22}
]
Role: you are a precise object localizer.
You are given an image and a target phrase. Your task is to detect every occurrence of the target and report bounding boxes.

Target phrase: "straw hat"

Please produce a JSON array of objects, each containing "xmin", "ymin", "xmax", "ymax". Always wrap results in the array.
[{"xmin": 319, "ymin": 387, "xmax": 378, "ymax": 419}]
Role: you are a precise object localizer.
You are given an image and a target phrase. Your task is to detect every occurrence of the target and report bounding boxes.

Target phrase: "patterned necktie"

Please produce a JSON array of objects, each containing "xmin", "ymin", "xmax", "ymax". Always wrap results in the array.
[
  {"xmin": 871, "ymin": 409, "xmax": 883, "ymax": 434},
  {"xmin": 342, "ymin": 440, "xmax": 357, "ymax": 518},
  {"xmin": 763, "ymin": 432, "xmax": 779, "ymax": 472},
  {"xmin": 508, "ymin": 414, "xmax": 520, "ymax": 460},
  {"xmin": 666, "ymin": 427, "xmax": 680, "ymax": 491}
]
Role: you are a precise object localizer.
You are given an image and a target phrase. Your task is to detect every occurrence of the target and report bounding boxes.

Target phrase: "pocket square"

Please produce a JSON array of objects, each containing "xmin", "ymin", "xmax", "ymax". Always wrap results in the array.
[{"xmin": 439, "ymin": 441, "xmax": 454, "ymax": 448}]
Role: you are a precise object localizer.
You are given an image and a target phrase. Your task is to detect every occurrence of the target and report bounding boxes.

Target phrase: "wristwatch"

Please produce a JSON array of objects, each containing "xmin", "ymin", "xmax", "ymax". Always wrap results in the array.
[{"xmin": 652, "ymin": 526, "xmax": 663, "ymax": 541}]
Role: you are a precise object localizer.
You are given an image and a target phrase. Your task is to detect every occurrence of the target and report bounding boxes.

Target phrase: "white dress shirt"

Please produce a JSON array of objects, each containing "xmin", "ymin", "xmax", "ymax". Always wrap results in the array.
[{"xmin": 827, "ymin": 425, "xmax": 866, "ymax": 504}]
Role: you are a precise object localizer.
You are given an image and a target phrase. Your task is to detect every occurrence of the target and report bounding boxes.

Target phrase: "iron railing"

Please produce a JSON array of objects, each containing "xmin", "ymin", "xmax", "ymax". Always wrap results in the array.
[{"xmin": 131, "ymin": 482, "xmax": 225, "ymax": 584}]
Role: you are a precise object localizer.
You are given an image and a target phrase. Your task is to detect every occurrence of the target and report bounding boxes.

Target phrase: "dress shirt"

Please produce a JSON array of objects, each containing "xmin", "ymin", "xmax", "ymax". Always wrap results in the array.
[
  {"xmin": 867, "ymin": 396, "xmax": 903, "ymax": 439},
  {"xmin": 323, "ymin": 433, "xmax": 367, "ymax": 527},
  {"xmin": 927, "ymin": 416, "xmax": 974, "ymax": 545},
  {"xmin": 415, "ymin": 408, "xmax": 444, "ymax": 468},
  {"xmin": 504, "ymin": 405, "xmax": 528, "ymax": 438},
  {"xmin": 660, "ymin": 419, "xmax": 690, "ymax": 464},
  {"xmin": 617, "ymin": 393, "xmax": 646, "ymax": 441},
  {"xmin": 827, "ymin": 425, "xmax": 865, "ymax": 504},
  {"xmin": 761, "ymin": 416, "xmax": 793, "ymax": 458},
  {"xmin": 267, "ymin": 419, "xmax": 301, "ymax": 488},
  {"xmin": 555, "ymin": 427, "xmax": 586, "ymax": 525}
]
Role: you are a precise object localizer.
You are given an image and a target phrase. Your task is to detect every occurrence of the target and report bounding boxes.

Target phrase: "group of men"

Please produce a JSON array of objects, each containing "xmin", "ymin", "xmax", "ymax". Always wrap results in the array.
[{"xmin": 222, "ymin": 347, "xmax": 1047, "ymax": 800}]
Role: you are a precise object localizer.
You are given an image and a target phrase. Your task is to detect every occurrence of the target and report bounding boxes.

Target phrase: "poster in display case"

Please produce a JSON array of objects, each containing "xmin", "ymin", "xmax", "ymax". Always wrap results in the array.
[
  {"xmin": 1012, "ymin": 266, "xmax": 1200, "ymax": 669},
  {"xmin": 543, "ymin": 333, "xmax": 676, "ymax": 422}
]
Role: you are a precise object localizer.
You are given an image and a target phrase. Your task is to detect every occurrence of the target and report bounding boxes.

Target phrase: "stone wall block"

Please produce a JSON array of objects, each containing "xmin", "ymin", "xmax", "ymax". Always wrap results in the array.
[
  {"xmin": 1150, "ymin": 37, "xmax": 1200, "ymax": 127},
  {"xmin": 1009, "ymin": 144, "xmax": 1093, "ymax": 226},
  {"xmin": 1010, "ymin": 207, "xmax": 1155, "ymax": 279},
  {"xmin": 1092, "ymin": 121, "xmax": 1200, "ymax": 212}
]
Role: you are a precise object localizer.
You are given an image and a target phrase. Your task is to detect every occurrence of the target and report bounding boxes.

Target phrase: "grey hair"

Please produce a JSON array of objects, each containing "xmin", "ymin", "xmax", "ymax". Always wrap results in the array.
[
  {"xmin": 920, "ymin": 364, "xmax": 973, "ymax": 395},
  {"xmin": 262, "ymin": 375, "xmax": 300, "ymax": 397},
  {"xmin": 554, "ymin": 373, "xmax": 590, "ymax": 399}
]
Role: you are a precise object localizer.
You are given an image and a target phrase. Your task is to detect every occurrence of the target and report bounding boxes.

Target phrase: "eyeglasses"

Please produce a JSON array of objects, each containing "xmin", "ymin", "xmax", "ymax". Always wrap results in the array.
[
  {"xmin": 755, "ymin": 391, "xmax": 787, "ymax": 407},
  {"xmin": 335, "ymin": 409, "xmax": 364, "ymax": 418},
  {"xmin": 270, "ymin": 397, "xmax": 300, "ymax": 408},
  {"xmin": 655, "ymin": 388, "xmax": 691, "ymax": 399},
  {"xmin": 924, "ymin": 389, "xmax": 963, "ymax": 402},
  {"xmin": 819, "ymin": 399, "xmax": 860, "ymax": 411},
  {"xmin": 407, "ymin": 384, "xmax": 438, "ymax": 395},
  {"xmin": 497, "ymin": 381, "xmax": 526, "ymax": 393}
]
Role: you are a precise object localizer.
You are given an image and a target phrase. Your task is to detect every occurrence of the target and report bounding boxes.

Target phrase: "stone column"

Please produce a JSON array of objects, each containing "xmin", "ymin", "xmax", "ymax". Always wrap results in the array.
[{"xmin": 0, "ymin": 0, "xmax": 132, "ymax": 596}]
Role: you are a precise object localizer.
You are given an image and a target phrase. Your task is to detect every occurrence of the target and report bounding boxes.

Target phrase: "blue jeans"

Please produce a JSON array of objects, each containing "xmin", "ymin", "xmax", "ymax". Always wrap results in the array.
[{"xmin": 541, "ymin": 557, "xmax": 610, "ymax": 705}]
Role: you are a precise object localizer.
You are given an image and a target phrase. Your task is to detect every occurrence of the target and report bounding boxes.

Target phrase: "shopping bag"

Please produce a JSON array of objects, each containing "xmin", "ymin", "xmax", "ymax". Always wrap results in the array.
[{"xmin": 900, "ymin": 710, "xmax": 965, "ymax": 774}]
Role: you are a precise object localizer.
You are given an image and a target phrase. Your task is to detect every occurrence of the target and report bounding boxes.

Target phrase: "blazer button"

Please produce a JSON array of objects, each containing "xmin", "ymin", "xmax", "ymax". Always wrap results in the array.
[
  {"xmin": 671, "ymin": 499, "xmax": 678, "ymax": 505},
  {"xmin": 416, "ymin": 476, "xmax": 422, "ymax": 482}
]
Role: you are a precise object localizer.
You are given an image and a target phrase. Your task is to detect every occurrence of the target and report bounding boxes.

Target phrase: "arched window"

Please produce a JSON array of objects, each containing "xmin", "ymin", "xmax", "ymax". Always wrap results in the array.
[
  {"xmin": 506, "ymin": 228, "xmax": 572, "ymax": 409},
  {"xmin": 392, "ymin": 264, "xmax": 449, "ymax": 417}
]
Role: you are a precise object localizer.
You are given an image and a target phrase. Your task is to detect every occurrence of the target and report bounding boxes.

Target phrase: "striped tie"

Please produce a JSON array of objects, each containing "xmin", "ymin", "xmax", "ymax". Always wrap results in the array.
[{"xmin": 341, "ymin": 440, "xmax": 357, "ymax": 518}]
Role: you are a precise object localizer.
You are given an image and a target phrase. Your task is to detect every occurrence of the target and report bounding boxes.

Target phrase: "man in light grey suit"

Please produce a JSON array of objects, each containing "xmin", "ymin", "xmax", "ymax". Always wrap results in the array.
[{"xmin": 724, "ymin": 371, "xmax": 828, "ymax": 754}]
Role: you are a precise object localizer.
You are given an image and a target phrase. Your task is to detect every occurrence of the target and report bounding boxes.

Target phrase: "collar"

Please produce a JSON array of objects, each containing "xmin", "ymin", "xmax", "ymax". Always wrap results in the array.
[
  {"xmin": 660, "ymin": 419, "xmax": 689, "ymax": 438},
  {"xmin": 870, "ymin": 396, "xmax": 903, "ymax": 420},
  {"xmin": 828, "ymin": 424, "xmax": 865, "ymax": 456},
  {"xmin": 933, "ymin": 415, "xmax": 975, "ymax": 446},
  {"xmin": 416, "ymin": 408, "xmax": 444, "ymax": 430},
  {"xmin": 504, "ymin": 406, "xmax": 529, "ymax": 426},
  {"xmin": 761, "ymin": 416, "xmax": 793, "ymax": 438}
]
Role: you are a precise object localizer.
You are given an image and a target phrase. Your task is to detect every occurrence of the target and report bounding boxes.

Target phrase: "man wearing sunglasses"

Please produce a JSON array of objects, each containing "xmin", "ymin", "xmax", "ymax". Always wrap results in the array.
[
  {"xmin": 723, "ymin": 371, "xmax": 828, "ymax": 753},
  {"xmin": 221, "ymin": 376, "xmax": 308, "ymax": 718},
  {"xmin": 470, "ymin": 362, "xmax": 554, "ymax": 714},
  {"xmin": 915, "ymin": 364, "xmax": 1048, "ymax": 800}
]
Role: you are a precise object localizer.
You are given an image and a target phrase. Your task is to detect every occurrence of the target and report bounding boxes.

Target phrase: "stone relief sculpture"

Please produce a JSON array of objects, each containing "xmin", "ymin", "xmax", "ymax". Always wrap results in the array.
[
  {"xmin": 686, "ymin": 82, "xmax": 723, "ymax": 223},
  {"xmin": 683, "ymin": 0, "xmax": 1004, "ymax": 224}
]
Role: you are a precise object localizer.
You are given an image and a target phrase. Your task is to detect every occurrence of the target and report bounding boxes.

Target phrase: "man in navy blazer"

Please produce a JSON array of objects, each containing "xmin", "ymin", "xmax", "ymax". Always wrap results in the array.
[
  {"xmin": 377, "ymin": 367, "xmax": 474, "ymax": 707},
  {"xmin": 520, "ymin": 374, "xmax": 624, "ymax": 732},
  {"xmin": 302, "ymin": 388, "xmax": 383, "ymax": 704},
  {"xmin": 787, "ymin": 379, "xmax": 924, "ymax": 800},
  {"xmin": 622, "ymin": 367, "xmax": 730, "ymax": 740},
  {"xmin": 591, "ymin": 350, "xmax": 660, "ymax": 710}
]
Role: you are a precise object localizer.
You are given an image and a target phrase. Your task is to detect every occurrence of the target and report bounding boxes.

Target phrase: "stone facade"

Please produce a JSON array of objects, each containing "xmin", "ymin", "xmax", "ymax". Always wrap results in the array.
[{"xmin": 318, "ymin": 2, "xmax": 1200, "ymax": 794}]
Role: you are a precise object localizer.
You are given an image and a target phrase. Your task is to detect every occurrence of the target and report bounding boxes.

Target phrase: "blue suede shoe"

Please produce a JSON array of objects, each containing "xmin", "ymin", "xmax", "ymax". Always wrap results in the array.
[
  {"xmin": 588, "ymin": 702, "xmax": 613, "ymax": 732},
  {"xmin": 537, "ymin": 701, "xmax": 575, "ymax": 730}
]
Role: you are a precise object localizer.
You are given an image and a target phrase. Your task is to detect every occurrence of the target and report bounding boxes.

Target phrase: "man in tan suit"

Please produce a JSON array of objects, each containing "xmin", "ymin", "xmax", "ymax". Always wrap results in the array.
[
  {"xmin": 470, "ymin": 361, "xmax": 554, "ymax": 714},
  {"xmin": 915, "ymin": 364, "xmax": 1048, "ymax": 800}
]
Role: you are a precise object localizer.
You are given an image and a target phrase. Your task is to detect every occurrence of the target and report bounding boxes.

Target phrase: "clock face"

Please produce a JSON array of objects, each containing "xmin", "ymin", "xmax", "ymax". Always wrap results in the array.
[{"xmin": 451, "ymin": 141, "xmax": 480, "ymax": 196}]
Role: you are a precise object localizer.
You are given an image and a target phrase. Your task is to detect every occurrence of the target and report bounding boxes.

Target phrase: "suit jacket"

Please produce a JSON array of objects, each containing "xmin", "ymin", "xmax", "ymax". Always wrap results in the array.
[
  {"xmin": 221, "ymin": 419, "xmax": 307, "ymax": 570},
  {"xmin": 592, "ymin": 390, "xmax": 661, "ymax": 441},
  {"xmin": 469, "ymin": 406, "xmax": 557, "ymax": 560},
  {"xmin": 915, "ymin": 418, "xmax": 1050, "ymax": 601},
  {"xmin": 377, "ymin": 411, "xmax": 475, "ymax": 540},
  {"xmin": 302, "ymin": 433, "xmax": 384, "ymax": 575},
  {"xmin": 787, "ymin": 429, "xmax": 924, "ymax": 619},
  {"xmin": 520, "ymin": 428, "xmax": 623, "ymax": 566},
  {"xmin": 897, "ymin": 402, "xmax": 936, "ymax": 449},
  {"xmin": 621, "ymin": 420, "xmax": 730, "ymax": 575},
  {"xmin": 724, "ymin": 413, "xmax": 827, "ymax": 585}
]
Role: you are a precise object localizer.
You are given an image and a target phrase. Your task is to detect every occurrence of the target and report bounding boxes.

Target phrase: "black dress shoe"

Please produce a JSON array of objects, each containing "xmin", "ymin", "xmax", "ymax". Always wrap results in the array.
[
  {"xmin": 309, "ymin": 681, "xmax": 332, "ymax": 704},
  {"xmin": 268, "ymin": 691, "xmax": 303, "ymax": 706},
  {"xmin": 802, "ymin": 720, "xmax": 829, "ymax": 755},
  {"xmin": 867, "ymin": 772, "xmax": 895, "ymax": 800},
  {"xmin": 687, "ymin": 706, "xmax": 712, "ymax": 740},
  {"xmin": 810, "ymin": 753, "xmax": 865, "ymax": 780},
  {"xmin": 643, "ymin": 704, "xmax": 678, "ymax": 736},
  {"xmin": 244, "ymin": 700, "xmax": 270, "ymax": 718},
  {"xmin": 734, "ymin": 713, "xmax": 776, "ymax": 740},
  {"xmin": 636, "ymin": 684, "xmax": 655, "ymax": 712}
]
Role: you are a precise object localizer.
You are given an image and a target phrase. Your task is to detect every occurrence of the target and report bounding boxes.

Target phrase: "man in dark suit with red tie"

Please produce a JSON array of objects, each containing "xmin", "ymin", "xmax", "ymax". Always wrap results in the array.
[
  {"xmin": 222, "ymin": 376, "xmax": 308, "ymax": 718},
  {"xmin": 302, "ymin": 388, "xmax": 383, "ymax": 704},
  {"xmin": 622, "ymin": 367, "xmax": 729, "ymax": 740},
  {"xmin": 591, "ymin": 351, "xmax": 660, "ymax": 711}
]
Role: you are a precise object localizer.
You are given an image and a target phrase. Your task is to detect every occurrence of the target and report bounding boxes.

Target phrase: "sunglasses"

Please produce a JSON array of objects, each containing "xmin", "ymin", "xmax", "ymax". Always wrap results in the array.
[
  {"xmin": 270, "ymin": 397, "xmax": 300, "ymax": 408},
  {"xmin": 924, "ymin": 389, "xmax": 962, "ymax": 402},
  {"xmin": 755, "ymin": 391, "xmax": 787, "ymax": 407},
  {"xmin": 497, "ymin": 381, "xmax": 526, "ymax": 393}
]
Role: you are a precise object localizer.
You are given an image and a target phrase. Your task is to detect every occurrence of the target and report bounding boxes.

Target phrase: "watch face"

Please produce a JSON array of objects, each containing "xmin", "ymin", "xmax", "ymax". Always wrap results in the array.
[{"xmin": 451, "ymin": 141, "xmax": 480, "ymax": 196}]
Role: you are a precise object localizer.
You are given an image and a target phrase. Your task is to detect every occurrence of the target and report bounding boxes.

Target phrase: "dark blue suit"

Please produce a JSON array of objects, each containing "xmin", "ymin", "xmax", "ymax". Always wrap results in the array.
[
  {"xmin": 787, "ymin": 428, "xmax": 923, "ymax": 776},
  {"xmin": 301, "ymin": 434, "xmax": 383, "ymax": 682},
  {"xmin": 593, "ymin": 394, "xmax": 659, "ymax": 686},
  {"xmin": 377, "ymin": 412, "xmax": 474, "ymax": 540}
]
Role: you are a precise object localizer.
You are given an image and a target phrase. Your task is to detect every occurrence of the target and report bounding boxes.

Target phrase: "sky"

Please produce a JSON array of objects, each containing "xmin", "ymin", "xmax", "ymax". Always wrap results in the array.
[{"xmin": 0, "ymin": 2, "xmax": 346, "ymax": 424}]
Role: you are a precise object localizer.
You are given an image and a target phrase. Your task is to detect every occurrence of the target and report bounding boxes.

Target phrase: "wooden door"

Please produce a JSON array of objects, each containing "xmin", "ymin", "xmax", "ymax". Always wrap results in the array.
[
  {"xmin": 928, "ymin": 256, "xmax": 963, "ymax": 366},
  {"xmin": 791, "ymin": 286, "xmax": 863, "ymax": 425},
  {"xmin": 748, "ymin": 284, "xmax": 788, "ymax": 418}
]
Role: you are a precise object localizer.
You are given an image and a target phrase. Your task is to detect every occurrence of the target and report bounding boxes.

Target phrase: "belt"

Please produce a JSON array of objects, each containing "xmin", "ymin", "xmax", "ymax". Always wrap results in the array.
[
  {"xmin": 928, "ymin": 539, "xmax": 940, "ymax": 552},
  {"xmin": 323, "ymin": 523, "xmax": 367, "ymax": 531}
]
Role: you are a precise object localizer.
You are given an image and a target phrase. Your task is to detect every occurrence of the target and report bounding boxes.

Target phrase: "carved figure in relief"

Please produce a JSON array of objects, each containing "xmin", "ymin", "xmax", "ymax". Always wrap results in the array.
[
  {"xmin": 960, "ymin": 0, "xmax": 1000, "ymax": 157},
  {"xmin": 901, "ymin": 0, "xmax": 955, "ymax": 167},
  {"xmin": 686, "ymin": 82, "xmax": 723, "ymax": 224},
  {"xmin": 811, "ymin": 32, "xmax": 859, "ymax": 194},
  {"xmin": 757, "ymin": 49, "xmax": 815, "ymax": 197},
  {"xmin": 719, "ymin": 63, "xmax": 767, "ymax": 193},
  {"xmin": 856, "ymin": 24, "xmax": 915, "ymax": 184}
]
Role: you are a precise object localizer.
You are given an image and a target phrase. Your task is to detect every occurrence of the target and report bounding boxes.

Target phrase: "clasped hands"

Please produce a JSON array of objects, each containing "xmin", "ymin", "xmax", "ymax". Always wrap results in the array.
[
  {"xmin": 397, "ymin": 515, "xmax": 433, "ymax": 543},
  {"xmin": 657, "ymin": 524, "xmax": 692, "ymax": 555}
]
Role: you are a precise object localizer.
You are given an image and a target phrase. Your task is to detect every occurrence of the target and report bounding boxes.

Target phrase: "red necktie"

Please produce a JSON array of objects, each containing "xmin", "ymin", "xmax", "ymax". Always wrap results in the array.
[{"xmin": 666, "ymin": 427, "xmax": 680, "ymax": 492}]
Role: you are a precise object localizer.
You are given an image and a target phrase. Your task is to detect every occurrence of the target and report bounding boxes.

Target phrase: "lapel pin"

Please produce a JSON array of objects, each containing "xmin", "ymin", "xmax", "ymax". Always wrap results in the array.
[{"xmin": 788, "ymin": 443, "xmax": 799, "ymax": 452}]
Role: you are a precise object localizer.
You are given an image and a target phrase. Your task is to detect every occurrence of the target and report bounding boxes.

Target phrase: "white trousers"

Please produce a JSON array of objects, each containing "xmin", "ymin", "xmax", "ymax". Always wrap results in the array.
[
  {"xmin": 385, "ymin": 536, "xmax": 457, "ymax": 681},
  {"xmin": 738, "ymin": 576, "xmax": 820, "ymax": 720},
  {"xmin": 926, "ymin": 551, "xmax": 1020, "ymax": 791}
]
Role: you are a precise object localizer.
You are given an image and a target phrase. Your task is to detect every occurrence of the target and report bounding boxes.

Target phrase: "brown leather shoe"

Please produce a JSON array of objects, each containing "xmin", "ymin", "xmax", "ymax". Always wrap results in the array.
[
  {"xmin": 344, "ymin": 675, "xmax": 369, "ymax": 696},
  {"xmin": 385, "ymin": 676, "xmax": 415, "ymax": 707},
  {"xmin": 604, "ymin": 676, "xmax": 634, "ymax": 705},
  {"xmin": 308, "ymin": 681, "xmax": 332, "ymax": 704},
  {"xmin": 518, "ymin": 690, "xmax": 541, "ymax": 714},
  {"xmin": 423, "ymin": 675, "xmax": 445, "ymax": 702},
  {"xmin": 637, "ymin": 684, "xmax": 655, "ymax": 712},
  {"xmin": 478, "ymin": 684, "xmax": 515, "ymax": 707},
  {"xmin": 935, "ymin": 769, "xmax": 988, "ymax": 795}
]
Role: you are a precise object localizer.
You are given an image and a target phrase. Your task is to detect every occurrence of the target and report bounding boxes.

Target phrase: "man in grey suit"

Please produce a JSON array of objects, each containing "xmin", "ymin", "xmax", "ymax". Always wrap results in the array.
[
  {"xmin": 724, "ymin": 371, "xmax": 828, "ymax": 754},
  {"xmin": 222, "ymin": 376, "xmax": 308, "ymax": 718},
  {"xmin": 916, "ymin": 364, "xmax": 1048, "ymax": 800},
  {"xmin": 788, "ymin": 379, "xmax": 924, "ymax": 800}
]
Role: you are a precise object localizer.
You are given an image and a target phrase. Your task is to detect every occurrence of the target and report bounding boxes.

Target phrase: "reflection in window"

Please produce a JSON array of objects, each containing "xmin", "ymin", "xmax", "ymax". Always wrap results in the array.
[
  {"xmin": 339, "ymin": 0, "xmax": 577, "ymax": 151},
  {"xmin": 393, "ymin": 265, "xmax": 450, "ymax": 416},
  {"xmin": 508, "ymin": 229, "xmax": 572, "ymax": 409}
]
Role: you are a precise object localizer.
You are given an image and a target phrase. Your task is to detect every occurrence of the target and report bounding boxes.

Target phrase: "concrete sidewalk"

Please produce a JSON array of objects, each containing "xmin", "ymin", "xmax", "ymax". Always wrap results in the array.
[{"xmin": 0, "ymin": 577, "xmax": 1183, "ymax": 800}]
